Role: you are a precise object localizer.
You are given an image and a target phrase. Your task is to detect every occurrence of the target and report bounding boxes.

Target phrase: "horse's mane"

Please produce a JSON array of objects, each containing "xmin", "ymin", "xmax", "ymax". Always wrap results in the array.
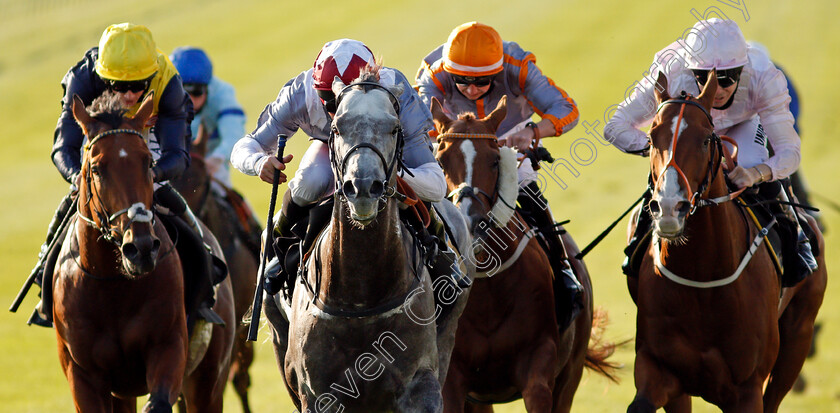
[
  {"xmin": 89, "ymin": 91, "xmax": 129, "ymax": 129},
  {"xmin": 456, "ymin": 113, "xmax": 478, "ymax": 121}
]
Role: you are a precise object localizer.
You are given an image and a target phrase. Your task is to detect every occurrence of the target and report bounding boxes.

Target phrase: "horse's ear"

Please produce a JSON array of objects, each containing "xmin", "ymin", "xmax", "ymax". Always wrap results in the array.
[
  {"xmin": 654, "ymin": 72, "xmax": 670, "ymax": 103},
  {"xmin": 130, "ymin": 92, "xmax": 155, "ymax": 129},
  {"xmin": 192, "ymin": 122, "xmax": 208, "ymax": 157},
  {"xmin": 697, "ymin": 69, "xmax": 718, "ymax": 110},
  {"xmin": 430, "ymin": 96, "xmax": 452, "ymax": 133},
  {"xmin": 71, "ymin": 95, "xmax": 94, "ymax": 134},
  {"xmin": 482, "ymin": 95, "xmax": 507, "ymax": 132},
  {"xmin": 331, "ymin": 76, "xmax": 346, "ymax": 97}
]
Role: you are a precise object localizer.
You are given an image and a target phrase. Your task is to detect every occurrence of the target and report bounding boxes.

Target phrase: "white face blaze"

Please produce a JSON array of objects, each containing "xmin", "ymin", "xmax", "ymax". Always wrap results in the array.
[
  {"xmin": 652, "ymin": 115, "xmax": 690, "ymax": 236},
  {"xmin": 119, "ymin": 148, "xmax": 128, "ymax": 158},
  {"xmin": 458, "ymin": 140, "xmax": 476, "ymax": 214}
]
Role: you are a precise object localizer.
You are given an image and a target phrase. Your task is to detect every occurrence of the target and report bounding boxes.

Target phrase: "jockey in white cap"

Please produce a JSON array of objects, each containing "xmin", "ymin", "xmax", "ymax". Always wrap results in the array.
[{"xmin": 605, "ymin": 18, "xmax": 817, "ymax": 284}]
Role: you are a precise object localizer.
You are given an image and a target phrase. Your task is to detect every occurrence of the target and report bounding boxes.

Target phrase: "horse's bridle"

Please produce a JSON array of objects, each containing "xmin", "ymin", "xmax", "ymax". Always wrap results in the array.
[
  {"xmin": 437, "ymin": 132, "xmax": 509, "ymax": 212},
  {"xmin": 78, "ymin": 128, "xmax": 154, "ymax": 246},
  {"xmin": 328, "ymin": 81, "xmax": 405, "ymax": 202},
  {"xmin": 653, "ymin": 93, "xmax": 734, "ymax": 215}
]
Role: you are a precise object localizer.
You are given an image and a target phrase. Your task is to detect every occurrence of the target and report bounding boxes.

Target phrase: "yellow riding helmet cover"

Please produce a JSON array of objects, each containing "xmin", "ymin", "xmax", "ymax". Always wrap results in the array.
[{"xmin": 95, "ymin": 23, "xmax": 160, "ymax": 81}]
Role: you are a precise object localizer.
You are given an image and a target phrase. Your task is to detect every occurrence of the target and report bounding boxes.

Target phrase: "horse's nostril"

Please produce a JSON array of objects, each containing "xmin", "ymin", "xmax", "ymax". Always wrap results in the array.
[
  {"xmin": 122, "ymin": 242, "xmax": 139, "ymax": 260},
  {"xmin": 369, "ymin": 180, "xmax": 384, "ymax": 198},
  {"xmin": 649, "ymin": 200, "xmax": 661, "ymax": 215},
  {"xmin": 677, "ymin": 201, "xmax": 692, "ymax": 215},
  {"xmin": 342, "ymin": 180, "xmax": 357, "ymax": 198}
]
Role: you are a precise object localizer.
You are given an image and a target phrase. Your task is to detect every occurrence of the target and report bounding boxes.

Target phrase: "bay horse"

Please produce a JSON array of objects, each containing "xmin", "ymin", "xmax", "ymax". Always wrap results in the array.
[
  {"xmin": 627, "ymin": 72, "xmax": 826, "ymax": 412},
  {"xmin": 262, "ymin": 67, "xmax": 471, "ymax": 412},
  {"xmin": 170, "ymin": 125, "xmax": 259, "ymax": 413},
  {"xmin": 52, "ymin": 93, "xmax": 235, "ymax": 412},
  {"xmin": 431, "ymin": 96, "xmax": 616, "ymax": 412}
]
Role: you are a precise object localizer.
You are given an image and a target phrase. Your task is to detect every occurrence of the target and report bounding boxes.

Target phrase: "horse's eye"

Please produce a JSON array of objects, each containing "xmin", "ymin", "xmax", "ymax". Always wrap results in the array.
[
  {"xmin": 90, "ymin": 165, "xmax": 100, "ymax": 175},
  {"xmin": 392, "ymin": 127, "xmax": 399, "ymax": 136},
  {"xmin": 331, "ymin": 126, "xmax": 339, "ymax": 136},
  {"xmin": 492, "ymin": 157, "xmax": 500, "ymax": 169}
]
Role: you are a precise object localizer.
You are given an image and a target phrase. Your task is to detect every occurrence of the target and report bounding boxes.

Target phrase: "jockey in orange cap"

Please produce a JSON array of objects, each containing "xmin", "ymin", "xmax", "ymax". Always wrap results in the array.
[{"xmin": 416, "ymin": 22, "xmax": 583, "ymax": 328}]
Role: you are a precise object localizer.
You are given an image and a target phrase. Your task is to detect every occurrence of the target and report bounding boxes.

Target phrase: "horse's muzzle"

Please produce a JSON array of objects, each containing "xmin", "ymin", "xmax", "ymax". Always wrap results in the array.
[{"xmin": 121, "ymin": 227, "xmax": 160, "ymax": 275}]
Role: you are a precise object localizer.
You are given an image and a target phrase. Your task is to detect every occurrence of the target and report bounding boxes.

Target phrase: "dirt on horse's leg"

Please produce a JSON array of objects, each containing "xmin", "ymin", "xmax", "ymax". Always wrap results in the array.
[{"xmin": 515, "ymin": 339, "xmax": 558, "ymax": 413}]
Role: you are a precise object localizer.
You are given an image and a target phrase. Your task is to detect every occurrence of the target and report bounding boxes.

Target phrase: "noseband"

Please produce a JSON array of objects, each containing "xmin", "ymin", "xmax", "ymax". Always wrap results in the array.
[
  {"xmin": 328, "ymin": 81, "xmax": 405, "ymax": 201},
  {"xmin": 78, "ymin": 128, "xmax": 154, "ymax": 246},
  {"xmin": 653, "ymin": 92, "xmax": 727, "ymax": 214}
]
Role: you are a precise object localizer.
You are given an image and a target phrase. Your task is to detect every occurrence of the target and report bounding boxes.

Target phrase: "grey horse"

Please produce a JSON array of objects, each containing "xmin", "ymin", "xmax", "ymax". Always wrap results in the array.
[{"xmin": 264, "ymin": 67, "xmax": 471, "ymax": 413}]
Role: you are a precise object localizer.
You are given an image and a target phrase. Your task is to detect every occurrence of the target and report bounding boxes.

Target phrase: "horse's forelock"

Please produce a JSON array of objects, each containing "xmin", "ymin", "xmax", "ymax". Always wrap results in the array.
[{"xmin": 89, "ymin": 91, "xmax": 128, "ymax": 129}]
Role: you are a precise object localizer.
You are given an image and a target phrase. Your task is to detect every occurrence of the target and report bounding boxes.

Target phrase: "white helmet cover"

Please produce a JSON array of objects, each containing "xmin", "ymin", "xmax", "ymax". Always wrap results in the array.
[{"xmin": 680, "ymin": 18, "xmax": 748, "ymax": 70}]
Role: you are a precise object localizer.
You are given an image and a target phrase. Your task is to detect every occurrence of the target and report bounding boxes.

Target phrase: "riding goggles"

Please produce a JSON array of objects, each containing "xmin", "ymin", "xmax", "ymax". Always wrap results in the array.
[
  {"xmin": 452, "ymin": 74, "xmax": 493, "ymax": 87},
  {"xmin": 692, "ymin": 67, "xmax": 743, "ymax": 89},
  {"xmin": 317, "ymin": 89, "xmax": 338, "ymax": 113},
  {"xmin": 107, "ymin": 75, "xmax": 154, "ymax": 93},
  {"xmin": 183, "ymin": 83, "xmax": 208, "ymax": 97}
]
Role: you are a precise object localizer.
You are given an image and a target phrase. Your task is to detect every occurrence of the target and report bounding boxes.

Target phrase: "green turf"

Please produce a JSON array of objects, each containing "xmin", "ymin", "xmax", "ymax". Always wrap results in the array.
[{"xmin": 1, "ymin": 0, "xmax": 838, "ymax": 411}]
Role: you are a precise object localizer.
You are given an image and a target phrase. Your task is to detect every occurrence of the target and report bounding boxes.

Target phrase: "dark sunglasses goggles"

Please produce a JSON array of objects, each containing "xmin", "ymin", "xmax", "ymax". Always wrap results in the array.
[
  {"xmin": 452, "ymin": 75, "xmax": 494, "ymax": 87},
  {"xmin": 183, "ymin": 83, "xmax": 208, "ymax": 97},
  {"xmin": 692, "ymin": 67, "xmax": 743, "ymax": 89},
  {"xmin": 107, "ymin": 76, "xmax": 154, "ymax": 93}
]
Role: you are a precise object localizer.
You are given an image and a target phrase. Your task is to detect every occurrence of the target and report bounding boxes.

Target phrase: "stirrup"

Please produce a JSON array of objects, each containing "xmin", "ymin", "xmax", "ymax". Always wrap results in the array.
[{"xmin": 27, "ymin": 302, "xmax": 53, "ymax": 328}]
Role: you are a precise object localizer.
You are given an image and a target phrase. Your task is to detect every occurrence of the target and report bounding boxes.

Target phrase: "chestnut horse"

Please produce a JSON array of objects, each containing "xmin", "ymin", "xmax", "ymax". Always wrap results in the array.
[
  {"xmin": 431, "ymin": 96, "xmax": 616, "ymax": 412},
  {"xmin": 171, "ymin": 126, "xmax": 259, "ymax": 413},
  {"xmin": 627, "ymin": 72, "xmax": 826, "ymax": 412},
  {"xmin": 52, "ymin": 94, "xmax": 235, "ymax": 412},
  {"xmin": 263, "ymin": 68, "xmax": 471, "ymax": 412}
]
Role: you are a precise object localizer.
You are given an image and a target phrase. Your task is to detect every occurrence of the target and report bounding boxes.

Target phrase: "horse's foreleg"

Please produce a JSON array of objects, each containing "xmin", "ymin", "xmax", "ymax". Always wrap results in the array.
[
  {"xmin": 144, "ymin": 339, "xmax": 187, "ymax": 411},
  {"xmin": 230, "ymin": 330, "xmax": 255, "ymax": 413},
  {"xmin": 111, "ymin": 395, "xmax": 137, "ymax": 413},
  {"xmin": 442, "ymin": 362, "xmax": 468, "ymax": 413},
  {"xmin": 60, "ymin": 355, "xmax": 111, "ymax": 413},
  {"xmin": 515, "ymin": 339, "xmax": 558, "ymax": 413},
  {"xmin": 720, "ymin": 384, "xmax": 763, "ymax": 413},
  {"xmin": 764, "ymin": 267, "xmax": 826, "ymax": 412},
  {"xmin": 397, "ymin": 369, "xmax": 442, "ymax": 413},
  {"xmin": 663, "ymin": 394, "xmax": 691, "ymax": 413},
  {"xmin": 630, "ymin": 349, "xmax": 682, "ymax": 412}
]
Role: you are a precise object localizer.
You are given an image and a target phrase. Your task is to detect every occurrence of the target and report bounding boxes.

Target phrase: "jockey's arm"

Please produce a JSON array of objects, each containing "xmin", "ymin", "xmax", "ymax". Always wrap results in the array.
[
  {"xmin": 207, "ymin": 81, "xmax": 247, "ymax": 167},
  {"xmin": 755, "ymin": 67, "xmax": 801, "ymax": 181},
  {"xmin": 231, "ymin": 78, "xmax": 302, "ymax": 178},
  {"xmin": 396, "ymin": 70, "xmax": 446, "ymax": 202},
  {"xmin": 604, "ymin": 74, "xmax": 659, "ymax": 155},
  {"xmin": 151, "ymin": 76, "xmax": 192, "ymax": 182},
  {"xmin": 520, "ymin": 58, "xmax": 579, "ymax": 137},
  {"xmin": 53, "ymin": 49, "xmax": 105, "ymax": 183}
]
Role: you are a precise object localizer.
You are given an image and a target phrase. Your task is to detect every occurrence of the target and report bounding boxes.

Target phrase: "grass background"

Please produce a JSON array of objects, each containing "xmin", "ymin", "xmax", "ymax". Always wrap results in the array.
[{"xmin": 1, "ymin": 0, "xmax": 837, "ymax": 411}]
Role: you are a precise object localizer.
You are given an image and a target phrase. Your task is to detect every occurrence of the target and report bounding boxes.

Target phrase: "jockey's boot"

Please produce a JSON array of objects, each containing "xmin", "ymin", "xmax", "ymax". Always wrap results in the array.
[
  {"xmin": 428, "ymin": 206, "xmax": 470, "ymax": 289},
  {"xmin": 518, "ymin": 182, "xmax": 583, "ymax": 329},
  {"xmin": 775, "ymin": 185, "xmax": 818, "ymax": 286},
  {"xmin": 27, "ymin": 192, "xmax": 76, "ymax": 327},
  {"xmin": 265, "ymin": 192, "xmax": 312, "ymax": 296},
  {"xmin": 622, "ymin": 193, "xmax": 654, "ymax": 278},
  {"xmin": 154, "ymin": 184, "xmax": 224, "ymax": 324}
]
